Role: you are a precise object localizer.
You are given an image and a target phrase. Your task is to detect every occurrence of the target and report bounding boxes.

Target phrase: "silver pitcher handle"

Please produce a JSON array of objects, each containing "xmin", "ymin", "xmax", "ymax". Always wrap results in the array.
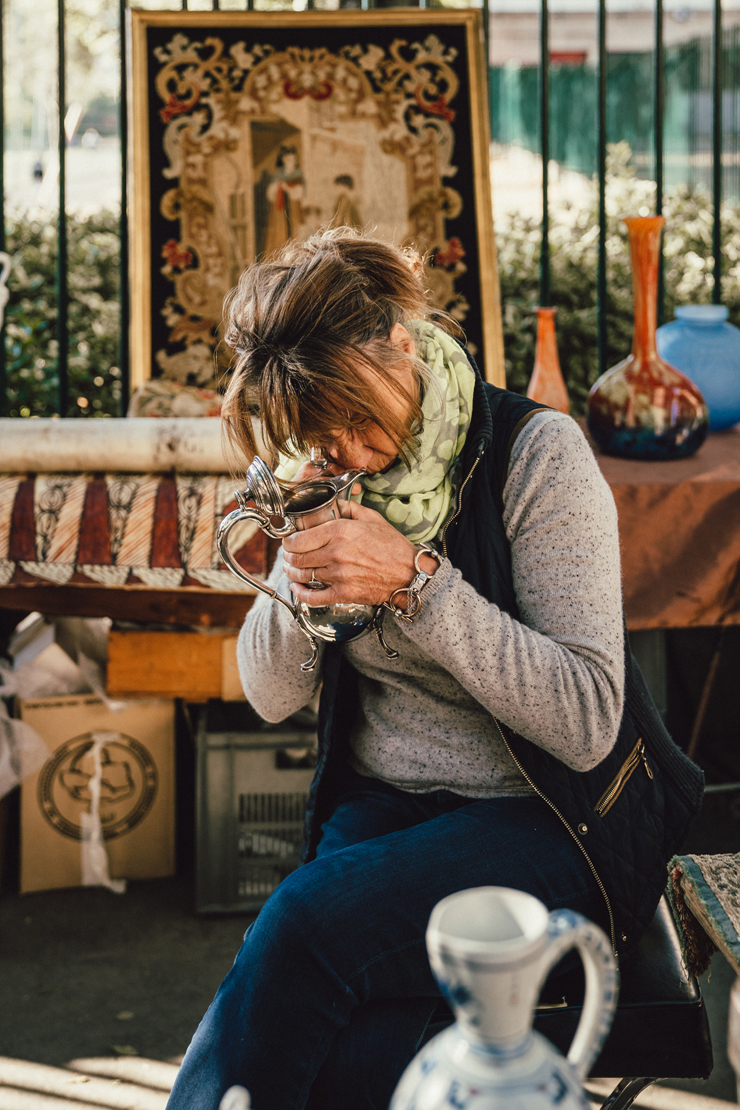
[{"xmin": 217, "ymin": 506, "xmax": 296, "ymax": 618}]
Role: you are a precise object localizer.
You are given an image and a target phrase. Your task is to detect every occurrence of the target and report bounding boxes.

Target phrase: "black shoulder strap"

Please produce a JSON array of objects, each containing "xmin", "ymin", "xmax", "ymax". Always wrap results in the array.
[
  {"xmin": 478, "ymin": 383, "xmax": 552, "ymax": 511},
  {"xmin": 502, "ymin": 408, "xmax": 550, "ymax": 504}
]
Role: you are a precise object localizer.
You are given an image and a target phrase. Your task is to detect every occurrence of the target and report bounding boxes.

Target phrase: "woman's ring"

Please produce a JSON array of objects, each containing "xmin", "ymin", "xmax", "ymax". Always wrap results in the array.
[{"xmin": 308, "ymin": 568, "xmax": 328, "ymax": 591}]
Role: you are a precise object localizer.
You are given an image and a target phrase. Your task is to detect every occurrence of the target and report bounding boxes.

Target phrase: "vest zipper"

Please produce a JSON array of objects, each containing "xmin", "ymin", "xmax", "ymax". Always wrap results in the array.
[
  {"xmin": 441, "ymin": 453, "xmax": 482, "ymax": 560},
  {"xmin": 594, "ymin": 738, "xmax": 652, "ymax": 818},
  {"xmin": 445, "ymin": 445, "xmax": 618, "ymax": 959},
  {"xmin": 493, "ymin": 718, "xmax": 619, "ymax": 962}
]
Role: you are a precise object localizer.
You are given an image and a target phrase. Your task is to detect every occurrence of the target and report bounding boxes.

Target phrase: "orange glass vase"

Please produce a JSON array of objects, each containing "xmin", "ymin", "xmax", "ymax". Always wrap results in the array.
[
  {"xmin": 527, "ymin": 307, "xmax": 570, "ymax": 414},
  {"xmin": 587, "ymin": 216, "xmax": 709, "ymax": 459}
]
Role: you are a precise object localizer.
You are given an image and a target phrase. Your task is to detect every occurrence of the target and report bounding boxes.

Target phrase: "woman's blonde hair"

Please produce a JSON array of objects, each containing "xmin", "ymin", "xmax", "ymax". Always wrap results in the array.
[{"xmin": 221, "ymin": 227, "xmax": 458, "ymax": 469}]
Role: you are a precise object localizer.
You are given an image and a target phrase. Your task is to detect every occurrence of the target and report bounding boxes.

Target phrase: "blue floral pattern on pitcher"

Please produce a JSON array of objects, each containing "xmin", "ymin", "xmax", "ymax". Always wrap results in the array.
[{"xmin": 390, "ymin": 887, "xmax": 618, "ymax": 1110}]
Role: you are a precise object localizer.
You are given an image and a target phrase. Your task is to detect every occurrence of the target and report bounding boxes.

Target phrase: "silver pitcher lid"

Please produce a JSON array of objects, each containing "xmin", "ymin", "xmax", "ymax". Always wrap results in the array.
[{"xmin": 245, "ymin": 456, "xmax": 286, "ymax": 517}]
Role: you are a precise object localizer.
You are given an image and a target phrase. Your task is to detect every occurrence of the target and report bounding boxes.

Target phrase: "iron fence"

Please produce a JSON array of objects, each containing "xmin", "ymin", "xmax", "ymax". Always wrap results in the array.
[{"xmin": 0, "ymin": 0, "xmax": 731, "ymax": 414}]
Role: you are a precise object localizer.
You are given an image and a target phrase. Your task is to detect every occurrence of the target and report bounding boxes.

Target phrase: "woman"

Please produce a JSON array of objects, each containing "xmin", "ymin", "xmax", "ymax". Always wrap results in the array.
[{"xmin": 167, "ymin": 228, "xmax": 702, "ymax": 1110}]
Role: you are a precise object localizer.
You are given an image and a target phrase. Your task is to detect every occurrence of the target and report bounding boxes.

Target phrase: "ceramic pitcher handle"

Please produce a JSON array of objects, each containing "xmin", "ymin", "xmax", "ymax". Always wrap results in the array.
[
  {"xmin": 217, "ymin": 506, "xmax": 295, "ymax": 618},
  {"xmin": 542, "ymin": 909, "xmax": 619, "ymax": 1081}
]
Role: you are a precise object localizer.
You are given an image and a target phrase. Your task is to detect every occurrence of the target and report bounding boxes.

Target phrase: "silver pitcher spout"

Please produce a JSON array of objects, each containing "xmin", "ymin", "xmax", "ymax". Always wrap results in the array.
[{"xmin": 217, "ymin": 455, "xmax": 398, "ymax": 672}]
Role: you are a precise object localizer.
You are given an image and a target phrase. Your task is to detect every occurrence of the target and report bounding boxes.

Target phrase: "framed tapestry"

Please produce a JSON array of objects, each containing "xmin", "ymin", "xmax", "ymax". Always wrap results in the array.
[{"xmin": 130, "ymin": 9, "xmax": 505, "ymax": 391}]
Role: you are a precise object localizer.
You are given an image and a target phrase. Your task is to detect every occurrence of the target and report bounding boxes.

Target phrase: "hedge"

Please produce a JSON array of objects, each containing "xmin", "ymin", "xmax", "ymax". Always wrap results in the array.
[{"xmin": 4, "ymin": 143, "xmax": 738, "ymax": 419}]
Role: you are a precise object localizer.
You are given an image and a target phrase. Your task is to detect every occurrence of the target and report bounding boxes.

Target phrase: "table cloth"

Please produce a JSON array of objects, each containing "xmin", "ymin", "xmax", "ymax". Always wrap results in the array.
[
  {"xmin": 0, "ymin": 472, "xmax": 265, "ymax": 593},
  {"xmin": 0, "ymin": 426, "xmax": 738, "ymax": 630},
  {"xmin": 593, "ymin": 428, "xmax": 740, "ymax": 629}
]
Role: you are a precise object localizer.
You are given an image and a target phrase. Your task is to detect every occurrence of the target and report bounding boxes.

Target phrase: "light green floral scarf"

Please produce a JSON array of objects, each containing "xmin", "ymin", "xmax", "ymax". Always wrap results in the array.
[{"xmin": 276, "ymin": 321, "xmax": 475, "ymax": 544}]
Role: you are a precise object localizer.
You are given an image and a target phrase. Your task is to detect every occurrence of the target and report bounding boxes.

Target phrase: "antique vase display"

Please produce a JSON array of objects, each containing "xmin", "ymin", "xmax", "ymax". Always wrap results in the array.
[
  {"xmin": 587, "ymin": 216, "xmax": 709, "ymax": 459},
  {"xmin": 527, "ymin": 307, "xmax": 570, "ymax": 414},
  {"xmin": 390, "ymin": 886, "xmax": 618, "ymax": 1110},
  {"xmin": 657, "ymin": 305, "xmax": 740, "ymax": 431}
]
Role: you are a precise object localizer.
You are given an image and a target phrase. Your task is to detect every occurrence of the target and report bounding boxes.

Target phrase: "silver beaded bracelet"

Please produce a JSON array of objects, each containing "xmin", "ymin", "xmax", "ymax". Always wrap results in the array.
[{"xmin": 383, "ymin": 542, "xmax": 442, "ymax": 623}]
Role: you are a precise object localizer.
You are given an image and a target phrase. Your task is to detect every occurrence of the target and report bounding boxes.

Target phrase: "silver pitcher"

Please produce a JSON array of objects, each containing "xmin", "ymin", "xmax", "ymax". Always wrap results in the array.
[{"xmin": 217, "ymin": 455, "xmax": 397, "ymax": 672}]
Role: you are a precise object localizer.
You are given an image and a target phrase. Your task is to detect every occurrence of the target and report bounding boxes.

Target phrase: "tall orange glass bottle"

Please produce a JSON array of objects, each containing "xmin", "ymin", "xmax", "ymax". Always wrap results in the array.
[{"xmin": 527, "ymin": 307, "xmax": 570, "ymax": 414}]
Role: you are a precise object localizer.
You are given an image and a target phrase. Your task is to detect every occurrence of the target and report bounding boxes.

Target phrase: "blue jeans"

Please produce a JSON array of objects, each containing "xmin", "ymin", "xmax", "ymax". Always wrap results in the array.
[{"xmin": 167, "ymin": 766, "xmax": 605, "ymax": 1110}]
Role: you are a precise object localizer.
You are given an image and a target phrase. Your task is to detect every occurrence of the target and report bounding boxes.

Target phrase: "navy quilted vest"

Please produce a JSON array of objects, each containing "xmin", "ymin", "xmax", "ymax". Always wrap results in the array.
[{"xmin": 304, "ymin": 375, "xmax": 704, "ymax": 961}]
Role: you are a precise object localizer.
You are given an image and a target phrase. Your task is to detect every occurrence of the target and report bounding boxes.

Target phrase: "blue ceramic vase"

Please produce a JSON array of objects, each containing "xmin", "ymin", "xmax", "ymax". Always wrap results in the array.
[{"xmin": 657, "ymin": 305, "xmax": 740, "ymax": 431}]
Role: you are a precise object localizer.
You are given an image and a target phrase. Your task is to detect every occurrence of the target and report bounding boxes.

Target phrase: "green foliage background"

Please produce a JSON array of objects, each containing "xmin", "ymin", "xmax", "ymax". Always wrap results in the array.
[
  {"xmin": 4, "ymin": 144, "xmax": 740, "ymax": 419},
  {"xmin": 3, "ymin": 209, "xmax": 122, "ymax": 418},
  {"xmin": 499, "ymin": 143, "xmax": 740, "ymax": 414}
]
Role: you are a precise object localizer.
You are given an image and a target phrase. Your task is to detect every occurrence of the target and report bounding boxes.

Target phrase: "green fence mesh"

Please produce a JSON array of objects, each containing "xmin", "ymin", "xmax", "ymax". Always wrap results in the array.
[{"xmin": 490, "ymin": 26, "xmax": 740, "ymax": 202}]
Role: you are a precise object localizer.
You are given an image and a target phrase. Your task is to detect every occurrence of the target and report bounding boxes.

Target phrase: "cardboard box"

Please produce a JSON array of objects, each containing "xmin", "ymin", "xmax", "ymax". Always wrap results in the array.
[
  {"xmin": 19, "ymin": 695, "xmax": 175, "ymax": 894},
  {"xmin": 220, "ymin": 636, "xmax": 244, "ymax": 702},
  {"xmin": 106, "ymin": 630, "xmax": 246, "ymax": 702},
  {"xmin": 107, "ymin": 630, "xmax": 241, "ymax": 701}
]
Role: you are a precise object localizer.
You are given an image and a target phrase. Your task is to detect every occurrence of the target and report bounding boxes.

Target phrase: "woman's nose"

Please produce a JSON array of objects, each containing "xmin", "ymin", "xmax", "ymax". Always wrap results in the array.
[{"xmin": 326, "ymin": 434, "xmax": 373, "ymax": 470}]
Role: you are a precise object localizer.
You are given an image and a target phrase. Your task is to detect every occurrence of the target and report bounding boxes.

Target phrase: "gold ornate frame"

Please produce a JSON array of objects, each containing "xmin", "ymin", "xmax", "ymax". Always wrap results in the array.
[{"xmin": 130, "ymin": 9, "xmax": 504, "ymax": 389}]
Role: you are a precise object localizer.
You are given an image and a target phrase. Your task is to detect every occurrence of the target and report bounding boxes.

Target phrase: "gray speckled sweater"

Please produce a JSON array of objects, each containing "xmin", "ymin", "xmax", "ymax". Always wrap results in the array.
[{"xmin": 237, "ymin": 410, "xmax": 624, "ymax": 798}]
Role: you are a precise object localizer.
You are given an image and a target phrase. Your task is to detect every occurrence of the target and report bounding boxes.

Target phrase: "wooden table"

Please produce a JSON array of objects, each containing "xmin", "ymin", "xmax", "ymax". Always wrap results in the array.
[
  {"xmin": 593, "ymin": 427, "xmax": 740, "ymax": 631},
  {"xmin": 0, "ymin": 471, "xmax": 270, "ymax": 629},
  {"xmin": 1, "ymin": 428, "xmax": 738, "ymax": 635},
  {"xmin": 0, "ymin": 580, "xmax": 254, "ymax": 628}
]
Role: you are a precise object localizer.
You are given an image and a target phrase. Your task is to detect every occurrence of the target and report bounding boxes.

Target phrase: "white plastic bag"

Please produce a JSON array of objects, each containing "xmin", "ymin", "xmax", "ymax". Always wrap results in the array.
[
  {"xmin": 0, "ymin": 696, "xmax": 50, "ymax": 799},
  {"xmin": 7, "ymin": 614, "xmax": 128, "ymax": 709}
]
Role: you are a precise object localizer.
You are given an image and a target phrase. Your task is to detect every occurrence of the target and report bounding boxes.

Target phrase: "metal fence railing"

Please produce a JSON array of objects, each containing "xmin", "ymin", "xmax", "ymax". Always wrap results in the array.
[
  {"xmin": 0, "ymin": 0, "xmax": 731, "ymax": 414},
  {"xmin": 490, "ymin": 41, "xmax": 740, "ymax": 207},
  {"xmin": 492, "ymin": 0, "xmax": 726, "ymax": 366}
]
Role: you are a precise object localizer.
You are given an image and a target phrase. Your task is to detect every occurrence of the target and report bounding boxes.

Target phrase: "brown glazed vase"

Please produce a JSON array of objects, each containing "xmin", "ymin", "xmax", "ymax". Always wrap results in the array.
[
  {"xmin": 587, "ymin": 215, "xmax": 709, "ymax": 459},
  {"xmin": 527, "ymin": 307, "xmax": 570, "ymax": 414}
]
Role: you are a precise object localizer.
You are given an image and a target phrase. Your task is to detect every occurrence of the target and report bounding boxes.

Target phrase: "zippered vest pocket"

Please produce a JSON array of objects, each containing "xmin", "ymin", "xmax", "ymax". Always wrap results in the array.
[{"xmin": 594, "ymin": 737, "xmax": 653, "ymax": 817}]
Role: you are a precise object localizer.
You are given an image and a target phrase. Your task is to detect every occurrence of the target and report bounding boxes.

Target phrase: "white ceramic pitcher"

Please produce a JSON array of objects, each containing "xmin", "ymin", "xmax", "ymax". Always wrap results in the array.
[{"xmin": 391, "ymin": 886, "xmax": 618, "ymax": 1110}]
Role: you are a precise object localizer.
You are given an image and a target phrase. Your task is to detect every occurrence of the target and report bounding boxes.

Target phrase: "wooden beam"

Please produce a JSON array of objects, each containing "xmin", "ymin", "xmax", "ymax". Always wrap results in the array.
[{"xmin": 0, "ymin": 585, "xmax": 254, "ymax": 629}]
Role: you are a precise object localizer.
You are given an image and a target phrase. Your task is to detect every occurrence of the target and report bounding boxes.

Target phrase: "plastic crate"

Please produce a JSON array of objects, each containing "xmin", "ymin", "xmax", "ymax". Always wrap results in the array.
[{"xmin": 196, "ymin": 705, "xmax": 317, "ymax": 914}]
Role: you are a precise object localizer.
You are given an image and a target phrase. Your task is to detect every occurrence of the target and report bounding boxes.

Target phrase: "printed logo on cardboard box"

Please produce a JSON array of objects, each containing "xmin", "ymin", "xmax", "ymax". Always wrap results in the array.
[
  {"xmin": 20, "ymin": 695, "xmax": 175, "ymax": 893},
  {"xmin": 38, "ymin": 732, "xmax": 158, "ymax": 841}
]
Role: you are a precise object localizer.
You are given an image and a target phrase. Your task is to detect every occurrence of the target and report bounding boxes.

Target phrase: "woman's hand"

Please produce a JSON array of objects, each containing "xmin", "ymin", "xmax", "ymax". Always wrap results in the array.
[{"xmin": 282, "ymin": 500, "xmax": 437, "ymax": 608}]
